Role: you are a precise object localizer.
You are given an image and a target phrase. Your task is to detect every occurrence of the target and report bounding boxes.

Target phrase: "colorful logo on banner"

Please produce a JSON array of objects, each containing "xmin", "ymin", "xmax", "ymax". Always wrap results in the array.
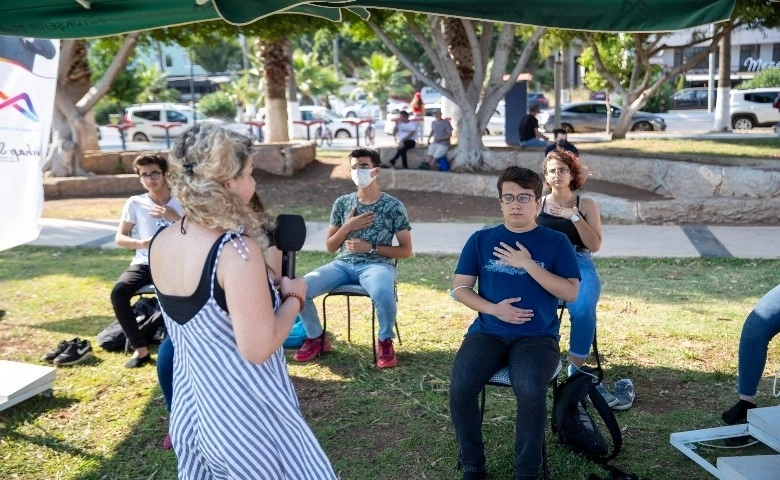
[{"xmin": 0, "ymin": 90, "xmax": 37, "ymax": 121}]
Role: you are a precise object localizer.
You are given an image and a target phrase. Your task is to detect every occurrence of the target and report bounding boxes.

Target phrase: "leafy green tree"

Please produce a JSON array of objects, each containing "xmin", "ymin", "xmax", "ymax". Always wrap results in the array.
[
  {"xmin": 190, "ymin": 33, "xmax": 243, "ymax": 74},
  {"xmin": 356, "ymin": 53, "xmax": 413, "ymax": 114},
  {"xmin": 737, "ymin": 68, "xmax": 780, "ymax": 89},
  {"xmin": 198, "ymin": 91, "xmax": 237, "ymax": 119},
  {"xmin": 293, "ymin": 50, "xmax": 343, "ymax": 106},
  {"xmin": 135, "ymin": 64, "xmax": 180, "ymax": 104},
  {"xmin": 221, "ymin": 72, "xmax": 262, "ymax": 120},
  {"xmin": 88, "ymin": 38, "xmax": 143, "ymax": 110},
  {"xmin": 561, "ymin": 0, "xmax": 780, "ymax": 138}
]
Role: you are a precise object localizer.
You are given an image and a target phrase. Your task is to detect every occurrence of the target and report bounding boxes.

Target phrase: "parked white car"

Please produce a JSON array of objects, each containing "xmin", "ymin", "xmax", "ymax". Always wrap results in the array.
[
  {"xmin": 340, "ymin": 103, "xmax": 381, "ymax": 119},
  {"xmin": 257, "ymin": 106, "xmax": 356, "ymax": 139},
  {"xmin": 123, "ymin": 103, "xmax": 210, "ymax": 142},
  {"xmin": 730, "ymin": 87, "xmax": 780, "ymax": 130}
]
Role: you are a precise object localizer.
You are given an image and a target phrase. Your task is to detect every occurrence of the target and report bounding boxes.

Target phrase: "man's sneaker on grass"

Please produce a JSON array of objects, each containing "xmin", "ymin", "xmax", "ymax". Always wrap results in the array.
[
  {"xmin": 612, "ymin": 378, "xmax": 635, "ymax": 410},
  {"xmin": 376, "ymin": 338, "xmax": 397, "ymax": 368},
  {"xmin": 292, "ymin": 335, "xmax": 331, "ymax": 362},
  {"xmin": 596, "ymin": 382, "xmax": 619, "ymax": 407},
  {"xmin": 42, "ymin": 338, "xmax": 79, "ymax": 363},
  {"xmin": 53, "ymin": 339, "xmax": 94, "ymax": 366}
]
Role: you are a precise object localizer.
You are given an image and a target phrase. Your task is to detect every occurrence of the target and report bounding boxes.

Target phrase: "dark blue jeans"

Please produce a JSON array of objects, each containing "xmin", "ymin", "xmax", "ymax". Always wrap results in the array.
[{"xmin": 450, "ymin": 333, "xmax": 560, "ymax": 479}]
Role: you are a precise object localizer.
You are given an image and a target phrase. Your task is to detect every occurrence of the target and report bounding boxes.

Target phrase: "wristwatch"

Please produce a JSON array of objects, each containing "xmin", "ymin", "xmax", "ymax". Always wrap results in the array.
[
  {"xmin": 570, "ymin": 213, "xmax": 581, "ymax": 223},
  {"xmin": 369, "ymin": 242, "xmax": 378, "ymax": 255}
]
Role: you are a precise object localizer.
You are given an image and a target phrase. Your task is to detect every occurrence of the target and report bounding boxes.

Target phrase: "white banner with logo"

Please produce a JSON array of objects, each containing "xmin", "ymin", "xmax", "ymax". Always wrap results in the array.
[{"xmin": 0, "ymin": 36, "xmax": 59, "ymax": 251}]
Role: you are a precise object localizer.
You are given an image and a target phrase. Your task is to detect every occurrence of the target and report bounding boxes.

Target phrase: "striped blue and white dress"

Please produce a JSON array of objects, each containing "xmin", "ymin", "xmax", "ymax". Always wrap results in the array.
[{"xmin": 157, "ymin": 234, "xmax": 336, "ymax": 479}]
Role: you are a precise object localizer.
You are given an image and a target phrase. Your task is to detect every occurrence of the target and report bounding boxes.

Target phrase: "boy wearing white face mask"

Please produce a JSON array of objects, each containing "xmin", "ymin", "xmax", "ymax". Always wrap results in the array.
[{"xmin": 293, "ymin": 149, "xmax": 413, "ymax": 368}]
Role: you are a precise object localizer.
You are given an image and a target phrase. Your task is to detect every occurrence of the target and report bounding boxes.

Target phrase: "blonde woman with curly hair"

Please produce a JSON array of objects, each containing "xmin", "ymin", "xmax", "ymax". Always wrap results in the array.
[{"xmin": 149, "ymin": 123, "xmax": 336, "ymax": 478}]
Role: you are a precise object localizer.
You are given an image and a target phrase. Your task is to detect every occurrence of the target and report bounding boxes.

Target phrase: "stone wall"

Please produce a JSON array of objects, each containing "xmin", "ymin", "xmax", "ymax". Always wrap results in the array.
[
  {"xmin": 378, "ymin": 147, "xmax": 780, "ymax": 225},
  {"xmin": 45, "ymin": 142, "xmax": 317, "ymax": 199}
]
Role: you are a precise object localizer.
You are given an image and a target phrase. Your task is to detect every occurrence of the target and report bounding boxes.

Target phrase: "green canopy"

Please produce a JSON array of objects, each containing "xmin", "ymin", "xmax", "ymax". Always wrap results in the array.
[{"xmin": 0, "ymin": 0, "xmax": 736, "ymax": 39}]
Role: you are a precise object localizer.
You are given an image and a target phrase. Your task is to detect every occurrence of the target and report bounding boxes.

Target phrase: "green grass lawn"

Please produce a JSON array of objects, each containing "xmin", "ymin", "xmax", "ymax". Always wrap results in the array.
[{"xmin": 1, "ymin": 248, "xmax": 779, "ymax": 479}]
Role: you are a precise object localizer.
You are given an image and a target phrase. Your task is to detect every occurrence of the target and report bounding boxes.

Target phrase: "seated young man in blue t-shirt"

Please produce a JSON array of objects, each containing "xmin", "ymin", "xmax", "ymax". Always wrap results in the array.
[{"xmin": 449, "ymin": 166, "xmax": 580, "ymax": 480}]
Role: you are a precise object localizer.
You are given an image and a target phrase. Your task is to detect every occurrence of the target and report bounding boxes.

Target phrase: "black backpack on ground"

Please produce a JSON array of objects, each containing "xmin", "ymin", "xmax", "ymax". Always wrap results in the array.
[
  {"xmin": 551, "ymin": 365, "xmax": 622, "ymax": 463},
  {"xmin": 97, "ymin": 296, "xmax": 166, "ymax": 352}
]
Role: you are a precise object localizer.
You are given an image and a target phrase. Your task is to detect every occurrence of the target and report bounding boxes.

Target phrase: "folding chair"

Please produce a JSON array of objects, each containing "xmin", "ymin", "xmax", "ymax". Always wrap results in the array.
[
  {"xmin": 125, "ymin": 284, "xmax": 156, "ymax": 355},
  {"xmin": 321, "ymin": 261, "xmax": 402, "ymax": 365}
]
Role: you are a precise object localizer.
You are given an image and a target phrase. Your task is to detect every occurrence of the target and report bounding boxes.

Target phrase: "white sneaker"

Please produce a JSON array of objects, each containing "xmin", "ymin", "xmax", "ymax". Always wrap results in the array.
[{"xmin": 612, "ymin": 379, "xmax": 635, "ymax": 410}]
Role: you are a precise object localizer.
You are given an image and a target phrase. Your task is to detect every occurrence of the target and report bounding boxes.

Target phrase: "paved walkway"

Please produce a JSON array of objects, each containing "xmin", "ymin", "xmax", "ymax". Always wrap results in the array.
[{"xmin": 30, "ymin": 218, "xmax": 780, "ymax": 259}]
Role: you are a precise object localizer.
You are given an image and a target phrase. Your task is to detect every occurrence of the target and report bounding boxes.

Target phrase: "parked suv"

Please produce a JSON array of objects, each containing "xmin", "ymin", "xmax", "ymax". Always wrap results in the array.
[
  {"xmin": 730, "ymin": 88, "xmax": 780, "ymax": 130},
  {"xmin": 124, "ymin": 103, "xmax": 207, "ymax": 142}
]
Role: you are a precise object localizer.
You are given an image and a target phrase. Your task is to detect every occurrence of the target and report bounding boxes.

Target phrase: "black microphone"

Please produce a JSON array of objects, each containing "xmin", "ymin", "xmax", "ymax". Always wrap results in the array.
[{"xmin": 273, "ymin": 214, "xmax": 306, "ymax": 278}]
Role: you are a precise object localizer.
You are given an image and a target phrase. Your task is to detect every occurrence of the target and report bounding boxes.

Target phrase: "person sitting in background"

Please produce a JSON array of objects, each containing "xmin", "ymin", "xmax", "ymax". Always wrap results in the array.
[
  {"xmin": 150, "ymin": 123, "xmax": 336, "ymax": 477},
  {"xmin": 420, "ymin": 110, "xmax": 453, "ymax": 170},
  {"xmin": 721, "ymin": 283, "xmax": 780, "ymax": 424},
  {"xmin": 535, "ymin": 150, "xmax": 633, "ymax": 409},
  {"xmin": 382, "ymin": 111, "xmax": 418, "ymax": 169},
  {"xmin": 111, "ymin": 153, "xmax": 182, "ymax": 368},
  {"xmin": 449, "ymin": 166, "xmax": 580, "ymax": 480},
  {"xmin": 518, "ymin": 105, "xmax": 549, "ymax": 148},
  {"xmin": 544, "ymin": 128, "xmax": 579, "ymax": 157},
  {"xmin": 293, "ymin": 148, "xmax": 413, "ymax": 368}
]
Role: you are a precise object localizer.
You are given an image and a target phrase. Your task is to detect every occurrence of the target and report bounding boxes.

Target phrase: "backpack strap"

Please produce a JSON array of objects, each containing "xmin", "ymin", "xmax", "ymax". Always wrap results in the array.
[{"xmin": 586, "ymin": 381, "xmax": 623, "ymax": 463}]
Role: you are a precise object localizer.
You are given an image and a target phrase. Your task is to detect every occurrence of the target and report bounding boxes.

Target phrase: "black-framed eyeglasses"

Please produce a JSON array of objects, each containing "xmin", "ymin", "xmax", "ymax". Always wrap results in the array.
[
  {"xmin": 350, "ymin": 164, "xmax": 374, "ymax": 170},
  {"xmin": 139, "ymin": 171, "xmax": 162, "ymax": 181},
  {"xmin": 546, "ymin": 167, "xmax": 570, "ymax": 176},
  {"xmin": 500, "ymin": 193, "xmax": 536, "ymax": 204}
]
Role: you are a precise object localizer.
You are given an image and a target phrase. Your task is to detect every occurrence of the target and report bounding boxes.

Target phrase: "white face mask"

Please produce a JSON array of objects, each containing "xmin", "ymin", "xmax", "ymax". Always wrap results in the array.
[{"xmin": 351, "ymin": 168, "xmax": 376, "ymax": 189}]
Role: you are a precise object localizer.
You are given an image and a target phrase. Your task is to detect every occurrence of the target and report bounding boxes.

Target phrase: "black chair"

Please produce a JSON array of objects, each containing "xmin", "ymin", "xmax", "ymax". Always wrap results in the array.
[
  {"xmin": 321, "ymin": 262, "xmax": 402, "ymax": 365},
  {"xmin": 125, "ymin": 284, "xmax": 156, "ymax": 354}
]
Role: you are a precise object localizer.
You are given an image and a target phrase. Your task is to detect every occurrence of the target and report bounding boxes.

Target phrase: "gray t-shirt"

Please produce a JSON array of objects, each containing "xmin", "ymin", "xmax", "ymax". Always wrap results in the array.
[
  {"xmin": 330, "ymin": 192, "xmax": 411, "ymax": 265},
  {"xmin": 430, "ymin": 119, "xmax": 453, "ymax": 146}
]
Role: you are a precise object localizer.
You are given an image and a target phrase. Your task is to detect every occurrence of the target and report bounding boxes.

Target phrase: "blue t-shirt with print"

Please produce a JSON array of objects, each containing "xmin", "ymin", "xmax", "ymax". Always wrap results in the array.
[
  {"xmin": 455, "ymin": 224, "xmax": 580, "ymax": 340},
  {"xmin": 331, "ymin": 192, "xmax": 411, "ymax": 265}
]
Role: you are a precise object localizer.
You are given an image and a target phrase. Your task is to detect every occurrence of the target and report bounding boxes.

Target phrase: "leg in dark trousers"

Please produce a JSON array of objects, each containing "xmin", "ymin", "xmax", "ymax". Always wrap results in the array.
[{"xmin": 110, "ymin": 264, "xmax": 152, "ymax": 350}]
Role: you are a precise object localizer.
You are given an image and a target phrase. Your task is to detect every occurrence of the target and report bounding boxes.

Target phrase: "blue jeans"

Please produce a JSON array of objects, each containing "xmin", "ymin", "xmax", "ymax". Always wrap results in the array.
[
  {"xmin": 157, "ymin": 335, "xmax": 174, "ymax": 411},
  {"xmin": 737, "ymin": 284, "xmax": 780, "ymax": 397},
  {"xmin": 449, "ymin": 333, "xmax": 560, "ymax": 478},
  {"xmin": 567, "ymin": 253, "xmax": 601, "ymax": 361},
  {"xmin": 300, "ymin": 260, "xmax": 397, "ymax": 341},
  {"xmin": 520, "ymin": 138, "xmax": 548, "ymax": 148}
]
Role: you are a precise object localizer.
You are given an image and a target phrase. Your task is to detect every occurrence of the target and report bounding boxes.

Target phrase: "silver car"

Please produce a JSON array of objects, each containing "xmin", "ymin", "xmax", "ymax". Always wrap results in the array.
[{"xmin": 542, "ymin": 101, "xmax": 666, "ymax": 133}]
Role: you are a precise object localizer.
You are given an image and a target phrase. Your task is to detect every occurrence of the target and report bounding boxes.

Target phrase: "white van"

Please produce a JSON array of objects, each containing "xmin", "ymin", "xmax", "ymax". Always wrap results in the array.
[{"xmin": 123, "ymin": 103, "xmax": 209, "ymax": 142}]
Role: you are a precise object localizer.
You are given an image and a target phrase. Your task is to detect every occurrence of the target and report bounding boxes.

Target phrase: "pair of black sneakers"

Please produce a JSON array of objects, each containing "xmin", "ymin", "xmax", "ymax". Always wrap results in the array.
[{"xmin": 41, "ymin": 338, "xmax": 94, "ymax": 366}]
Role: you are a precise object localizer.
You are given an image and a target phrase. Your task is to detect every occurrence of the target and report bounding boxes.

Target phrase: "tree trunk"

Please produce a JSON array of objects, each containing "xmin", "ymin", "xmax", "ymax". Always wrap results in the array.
[
  {"xmin": 450, "ymin": 111, "xmax": 483, "ymax": 171},
  {"xmin": 443, "ymin": 18, "xmax": 474, "ymax": 93},
  {"xmin": 258, "ymin": 37, "xmax": 291, "ymax": 143},
  {"xmin": 713, "ymin": 29, "xmax": 732, "ymax": 132},
  {"xmin": 45, "ymin": 33, "xmax": 139, "ymax": 177},
  {"xmin": 46, "ymin": 40, "xmax": 94, "ymax": 176}
]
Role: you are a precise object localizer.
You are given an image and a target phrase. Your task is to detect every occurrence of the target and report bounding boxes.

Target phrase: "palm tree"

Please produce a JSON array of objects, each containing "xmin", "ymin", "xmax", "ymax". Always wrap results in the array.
[
  {"xmin": 293, "ymin": 50, "xmax": 343, "ymax": 108},
  {"xmin": 135, "ymin": 64, "xmax": 179, "ymax": 104},
  {"xmin": 255, "ymin": 36, "xmax": 291, "ymax": 143},
  {"xmin": 356, "ymin": 53, "xmax": 413, "ymax": 118}
]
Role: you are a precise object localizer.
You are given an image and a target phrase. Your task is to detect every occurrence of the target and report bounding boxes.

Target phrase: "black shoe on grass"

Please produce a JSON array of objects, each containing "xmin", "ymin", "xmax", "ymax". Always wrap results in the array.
[
  {"xmin": 53, "ymin": 339, "xmax": 94, "ymax": 366},
  {"xmin": 42, "ymin": 338, "xmax": 79, "ymax": 363}
]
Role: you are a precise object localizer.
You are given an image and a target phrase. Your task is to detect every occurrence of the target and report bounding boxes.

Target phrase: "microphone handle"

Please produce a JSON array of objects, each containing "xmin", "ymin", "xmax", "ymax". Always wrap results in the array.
[{"xmin": 282, "ymin": 251, "xmax": 296, "ymax": 278}]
